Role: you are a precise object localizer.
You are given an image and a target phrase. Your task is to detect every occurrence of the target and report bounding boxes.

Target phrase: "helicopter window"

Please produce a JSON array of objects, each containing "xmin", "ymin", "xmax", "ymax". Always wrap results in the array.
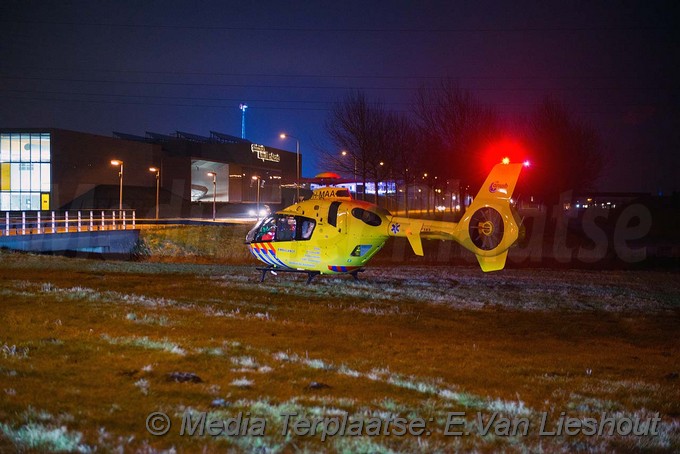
[
  {"xmin": 351, "ymin": 245, "xmax": 372, "ymax": 256},
  {"xmin": 299, "ymin": 219, "xmax": 316, "ymax": 240},
  {"xmin": 248, "ymin": 216, "xmax": 277, "ymax": 242},
  {"xmin": 351, "ymin": 208, "xmax": 382, "ymax": 227},
  {"xmin": 275, "ymin": 216, "xmax": 297, "ymax": 242},
  {"xmin": 328, "ymin": 201, "xmax": 341, "ymax": 227}
]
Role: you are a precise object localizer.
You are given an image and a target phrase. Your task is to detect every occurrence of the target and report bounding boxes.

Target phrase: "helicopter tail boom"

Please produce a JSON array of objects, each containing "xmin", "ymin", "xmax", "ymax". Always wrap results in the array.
[{"xmin": 387, "ymin": 162, "xmax": 524, "ymax": 271}]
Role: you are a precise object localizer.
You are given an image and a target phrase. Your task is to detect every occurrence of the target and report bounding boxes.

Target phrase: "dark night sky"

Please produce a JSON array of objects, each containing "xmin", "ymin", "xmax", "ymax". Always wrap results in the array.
[{"xmin": 1, "ymin": 0, "xmax": 677, "ymax": 193}]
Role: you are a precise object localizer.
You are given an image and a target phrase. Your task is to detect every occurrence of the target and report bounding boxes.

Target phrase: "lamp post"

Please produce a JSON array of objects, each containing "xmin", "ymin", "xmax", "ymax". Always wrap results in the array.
[
  {"xmin": 252, "ymin": 175, "xmax": 261, "ymax": 221},
  {"xmin": 341, "ymin": 150, "xmax": 358, "ymax": 196},
  {"xmin": 279, "ymin": 133, "xmax": 300, "ymax": 201},
  {"xmin": 379, "ymin": 161, "xmax": 385, "ymax": 207},
  {"xmin": 149, "ymin": 167, "xmax": 160, "ymax": 220},
  {"xmin": 110, "ymin": 160, "xmax": 123, "ymax": 213},
  {"xmin": 207, "ymin": 172, "xmax": 217, "ymax": 221}
]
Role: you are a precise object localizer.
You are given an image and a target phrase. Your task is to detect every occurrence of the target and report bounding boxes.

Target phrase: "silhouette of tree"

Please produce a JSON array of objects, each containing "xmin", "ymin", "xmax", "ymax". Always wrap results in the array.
[
  {"xmin": 322, "ymin": 88, "xmax": 604, "ymax": 213},
  {"xmin": 413, "ymin": 80, "xmax": 500, "ymax": 202},
  {"xmin": 383, "ymin": 111, "xmax": 421, "ymax": 213},
  {"xmin": 527, "ymin": 97, "xmax": 604, "ymax": 203},
  {"xmin": 323, "ymin": 91, "xmax": 391, "ymax": 202}
]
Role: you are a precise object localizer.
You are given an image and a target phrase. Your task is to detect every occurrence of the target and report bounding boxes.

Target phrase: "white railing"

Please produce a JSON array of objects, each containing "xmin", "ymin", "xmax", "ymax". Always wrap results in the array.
[{"xmin": 0, "ymin": 210, "xmax": 136, "ymax": 236}]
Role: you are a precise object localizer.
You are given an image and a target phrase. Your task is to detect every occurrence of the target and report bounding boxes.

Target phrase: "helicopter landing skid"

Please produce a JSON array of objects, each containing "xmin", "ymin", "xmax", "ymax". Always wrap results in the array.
[
  {"xmin": 256, "ymin": 266, "xmax": 365, "ymax": 285},
  {"xmin": 256, "ymin": 266, "xmax": 320, "ymax": 285},
  {"xmin": 349, "ymin": 268, "xmax": 365, "ymax": 280}
]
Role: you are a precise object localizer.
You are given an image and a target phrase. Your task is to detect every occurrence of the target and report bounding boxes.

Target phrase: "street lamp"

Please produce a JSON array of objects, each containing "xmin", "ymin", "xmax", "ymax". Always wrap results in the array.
[
  {"xmin": 252, "ymin": 175, "xmax": 261, "ymax": 221},
  {"xmin": 207, "ymin": 172, "xmax": 217, "ymax": 221},
  {"xmin": 149, "ymin": 167, "xmax": 160, "ymax": 220},
  {"xmin": 341, "ymin": 150, "xmax": 358, "ymax": 196},
  {"xmin": 110, "ymin": 160, "xmax": 123, "ymax": 212},
  {"xmin": 279, "ymin": 133, "xmax": 300, "ymax": 201}
]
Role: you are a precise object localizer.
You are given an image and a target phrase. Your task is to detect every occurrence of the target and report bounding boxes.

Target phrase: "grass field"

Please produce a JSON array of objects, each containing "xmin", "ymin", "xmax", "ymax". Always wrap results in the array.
[{"xmin": 0, "ymin": 226, "xmax": 679, "ymax": 452}]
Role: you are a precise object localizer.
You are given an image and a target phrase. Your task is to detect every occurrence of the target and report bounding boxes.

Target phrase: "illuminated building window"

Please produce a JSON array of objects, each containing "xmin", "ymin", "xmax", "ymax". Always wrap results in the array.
[{"xmin": 0, "ymin": 132, "xmax": 51, "ymax": 211}]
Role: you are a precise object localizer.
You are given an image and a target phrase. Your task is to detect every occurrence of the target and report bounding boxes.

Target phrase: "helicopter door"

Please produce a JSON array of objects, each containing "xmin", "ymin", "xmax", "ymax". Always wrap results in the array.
[
  {"xmin": 327, "ymin": 201, "xmax": 347, "ymax": 234},
  {"xmin": 328, "ymin": 201, "xmax": 340, "ymax": 227}
]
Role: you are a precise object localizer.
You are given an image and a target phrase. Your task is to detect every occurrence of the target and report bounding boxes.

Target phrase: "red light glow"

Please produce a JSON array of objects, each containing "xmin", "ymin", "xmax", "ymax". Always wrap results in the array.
[{"xmin": 481, "ymin": 138, "xmax": 528, "ymax": 171}]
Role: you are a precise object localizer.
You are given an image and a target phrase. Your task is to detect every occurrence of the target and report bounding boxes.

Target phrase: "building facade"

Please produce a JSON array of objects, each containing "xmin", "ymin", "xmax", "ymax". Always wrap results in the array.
[
  {"xmin": 0, "ymin": 131, "xmax": 52, "ymax": 211},
  {"xmin": 0, "ymin": 128, "xmax": 298, "ymax": 217}
]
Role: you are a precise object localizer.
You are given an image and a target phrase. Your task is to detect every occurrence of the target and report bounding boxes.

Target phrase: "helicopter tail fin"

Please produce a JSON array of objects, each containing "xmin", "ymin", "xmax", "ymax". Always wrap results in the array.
[
  {"xmin": 472, "ymin": 162, "xmax": 524, "ymax": 206},
  {"xmin": 475, "ymin": 250, "xmax": 509, "ymax": 272}
]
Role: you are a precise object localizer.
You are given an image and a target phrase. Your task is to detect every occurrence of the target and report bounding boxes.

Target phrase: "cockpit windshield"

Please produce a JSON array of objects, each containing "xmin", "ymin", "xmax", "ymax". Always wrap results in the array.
[{"xmin": 246, "ymin": 215, "xmax": 277, "ymax": 243}]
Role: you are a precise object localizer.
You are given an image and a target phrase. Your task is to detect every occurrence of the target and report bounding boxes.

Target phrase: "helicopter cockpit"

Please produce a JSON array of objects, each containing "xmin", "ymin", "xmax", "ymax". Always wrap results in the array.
[{"xmin": 246, "ymin": 214, "xmax": 317, "ymax": 243}]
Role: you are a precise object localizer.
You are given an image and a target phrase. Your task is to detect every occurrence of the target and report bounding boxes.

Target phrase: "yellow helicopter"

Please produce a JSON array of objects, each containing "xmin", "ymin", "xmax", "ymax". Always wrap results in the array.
[{"xmin": 246, "ymin": 160, "xmax": 527, "ymax": 283}]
